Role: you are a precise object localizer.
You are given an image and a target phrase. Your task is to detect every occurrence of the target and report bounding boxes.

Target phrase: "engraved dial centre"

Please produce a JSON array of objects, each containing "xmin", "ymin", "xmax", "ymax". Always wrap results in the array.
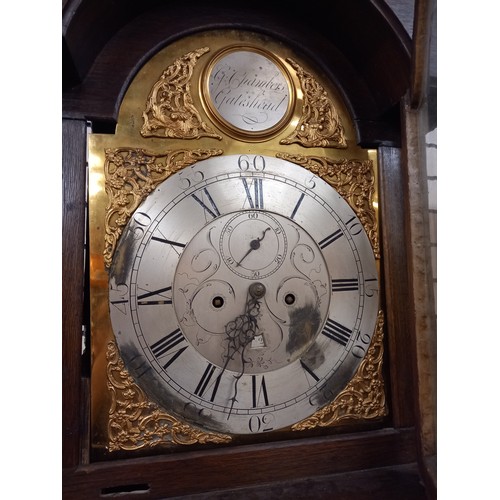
[{"xmin": 172, "ymin": 209, "xmax": 331, "ymax": 375}]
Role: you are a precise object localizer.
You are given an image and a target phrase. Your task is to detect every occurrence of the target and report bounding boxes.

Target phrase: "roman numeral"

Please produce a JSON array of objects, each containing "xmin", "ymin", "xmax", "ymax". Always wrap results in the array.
[
  {"xmin": 290, "ymin": 192, "xmax": 305, "ymax": 219},
  {"xmin": 242, "ymin": 178, "xmax": 264, "ymax": 209},
  {"xmin": 150, "ymin": 328, "xmax": 188, "ymax": 369},
  {"xmin": 252, "ymin": 375, "xmax": 269, "ymax": 407},
  {"xmin": 151, "ymin": 328, "xmax": 185, "ymax": 357},
  {"xmin": 300, "ymin": 360, "xmax": 320, "ymax": 382},
  {"xmin": 194, "ymin": 363, "xmax": 218, "ymax": 399},
  {"xmin": 151, "ymin": 236, "xmax": 186, "ymax": 248},
  {"xmin": 322, "ymin": 318, "xmax": 352, "ymax": 347},
  {"xmin": 137, "ymin": 286, "xmax": 172, "ymax": 306},
  {"xmin": 209, "ymin": 373, "xmax": 224, "ymax": 402},
  {"xmin": 192, "ymin": 188, "xmax": 220, "ymax": 219},
  {"xmin": 318, "ymin": 229, "xmax": 343, "ymax": 249},
  {"xmin": 331, "ymin": 278, "xmax": 359, "ymax": 292}
]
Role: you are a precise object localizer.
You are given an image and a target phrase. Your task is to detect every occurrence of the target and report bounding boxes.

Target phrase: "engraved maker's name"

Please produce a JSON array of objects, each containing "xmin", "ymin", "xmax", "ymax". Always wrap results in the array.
[{"xmin": 210, "ymin": 67, "xmax": 288, "ymax": 113}]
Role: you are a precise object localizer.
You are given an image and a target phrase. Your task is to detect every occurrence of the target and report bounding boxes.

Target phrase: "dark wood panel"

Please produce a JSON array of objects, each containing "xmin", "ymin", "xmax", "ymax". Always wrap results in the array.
[
  {"xmin": 168, "ymin": 462, "xmax": 427, "ymax": 500},
  {"xmin": 378, "ymin": 145, "xmax": 417, "ymax": 428},
  {"xmin": 62, "ymin": 118, "xmax": 87, "ymax": 468},
  {"xmin": 62, "ymin": 428, "xmax": 418, "ymax": 499},
  {"xmin": 63, "ymin": 0, "xmax": 159, "ymax": 86},
  {"xmin": 62, "ymin": 0, "xmax": 410, "ymax": 146}
]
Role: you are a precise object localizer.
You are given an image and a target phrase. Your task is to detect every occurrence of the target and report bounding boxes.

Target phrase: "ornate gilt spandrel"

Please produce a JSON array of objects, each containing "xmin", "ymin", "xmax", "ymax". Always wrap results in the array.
[
  {"xmin": 106, "ymin": 342, "xmax": 232, "ymax": 451},
  {"xmin": 276, "ymin": 153, "xmax": 379, "ymax": 258},
  {"xmin": 103, "ymin": 147, "xmax": 223, "ymax": 268},
  {"xmin": 141, "ymin": 47, "xmax": 222, "ymax": 140},
  {"xmin": 292, "ymin": 311, "xmax": 387, "ymax": 431},
  {"xmin": 280, "ymin": 58, "xmax": 347, "ymax": 149}
]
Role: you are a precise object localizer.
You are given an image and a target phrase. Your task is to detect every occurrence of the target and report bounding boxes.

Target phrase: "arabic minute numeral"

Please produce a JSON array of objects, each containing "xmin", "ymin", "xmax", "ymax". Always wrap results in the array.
[
  {"xmin": 237, "ymin": 155, "xmax": 266, "ymax": 171},
  {"xmin": 352, "ymin": 330, "xmax": 372, "ymax": 359},
  {"xmin": 345, "ymin": 215, "xmax": 363, "ymax": 236},
  {"xmin": 248, "ymin": 413, "xmax": 275, "ymax": 433},
  {"xmin": 365, "ymin": 278, "xmax": 378, "ymax": 297},
  {"xmin": 130, "ymin": 211, "xmax": 152, "ymax": 239}
]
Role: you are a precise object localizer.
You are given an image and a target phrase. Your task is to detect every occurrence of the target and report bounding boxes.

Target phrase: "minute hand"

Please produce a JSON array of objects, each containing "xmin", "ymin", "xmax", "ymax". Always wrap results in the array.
[{"xmin": 236, "ymin": 227, "xmax": 271, "ymax": 267}]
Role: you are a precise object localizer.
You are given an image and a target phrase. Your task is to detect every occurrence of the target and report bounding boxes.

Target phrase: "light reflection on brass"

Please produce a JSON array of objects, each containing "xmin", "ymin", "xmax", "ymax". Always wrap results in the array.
[
  {"xmin": 106, "ymin": 341, "xmax": 232, "ymax": 450},
  {"xmin": 292, "ymin": 311, "xmax": 386, "ymax": 431},
  {"xmin": 280, "ymin": 58, "xmax": 347, "ymax": 148},
  {"xmin": 277, "ymin": 153, "xmax": 379, "ymax": 258},
  {"xmin": 141, "ymin": 47, "xmax": 223, "ymax": 140},
  {"xmin": 103, "ymin": 147, "xmax": 223, "ymax": 268}
]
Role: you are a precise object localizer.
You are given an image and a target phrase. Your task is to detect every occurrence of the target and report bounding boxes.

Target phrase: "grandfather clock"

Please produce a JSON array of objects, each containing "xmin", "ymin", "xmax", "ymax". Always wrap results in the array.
[{"xmin": 63, "ymin": 1, "xmax": 436, "ymax": 498}]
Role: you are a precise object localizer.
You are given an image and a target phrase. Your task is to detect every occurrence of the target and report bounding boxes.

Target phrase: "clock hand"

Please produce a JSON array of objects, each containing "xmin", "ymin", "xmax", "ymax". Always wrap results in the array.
[
  {"xmin": 235, "ymin": 227, "xmax": 271, "ymax": 267},
  {"xmin": 224, "ymin": 283, "xmax": 266, "ymax": 418},
  {"xmin": 227, "ymin": 336, "xmax": 252, "ymax": 419}
]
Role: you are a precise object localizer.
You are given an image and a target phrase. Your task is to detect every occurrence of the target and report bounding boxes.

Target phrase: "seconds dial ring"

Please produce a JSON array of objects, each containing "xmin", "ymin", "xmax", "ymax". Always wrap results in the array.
[{"xmin": 220, "ymin": 210, "xmax": 287, "ymax": 280}]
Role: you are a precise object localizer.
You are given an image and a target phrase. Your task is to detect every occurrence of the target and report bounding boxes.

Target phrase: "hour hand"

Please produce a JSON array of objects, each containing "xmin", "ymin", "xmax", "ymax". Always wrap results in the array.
[
  {"xmin": 223, "ymin": 283, "xmax": 266, "ymax": 355},
  {"xmin": 224, "ymin": 283, "xmax": 266, "ymax": 418}
]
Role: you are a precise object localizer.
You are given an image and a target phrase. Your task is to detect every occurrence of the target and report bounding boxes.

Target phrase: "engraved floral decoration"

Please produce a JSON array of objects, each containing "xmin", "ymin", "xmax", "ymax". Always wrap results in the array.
[
  {"xmin": 103, "ymin": 147, "xmax": 223, "ymax": 268},
  {"xmin": 141, "ymin": 47, "xmax": 222, "ymax": 140},
  {"xmin": 291, "ymin": 311, "xmax": 387, "ymax": 431},
  {"xmin": 280, "ymin": 58, "xmax": 347, "ymax": 148},
  {"xmin": 106, "ymin": 341, "xmax": 231, "ymax": 450},
  {"xmin": 276, "ymin": 153, "xmax": 379, "ymax": 258}
]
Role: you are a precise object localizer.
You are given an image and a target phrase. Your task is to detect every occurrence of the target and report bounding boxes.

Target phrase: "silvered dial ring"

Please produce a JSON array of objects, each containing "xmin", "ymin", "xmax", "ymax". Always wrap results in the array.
[{"xmin": 108, "ymin": 154, "xmax": 379, "ymax": 435}]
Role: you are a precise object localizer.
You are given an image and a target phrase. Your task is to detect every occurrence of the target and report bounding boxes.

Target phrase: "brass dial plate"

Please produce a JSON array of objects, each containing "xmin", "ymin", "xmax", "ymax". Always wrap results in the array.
[{"xmin": 88, "ymin": 28, "xmax": 384, "ymax": 457}]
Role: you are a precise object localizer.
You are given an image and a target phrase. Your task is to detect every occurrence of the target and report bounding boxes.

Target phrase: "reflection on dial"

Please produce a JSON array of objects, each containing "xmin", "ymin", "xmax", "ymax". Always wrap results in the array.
[{"xmin": 173, "ymin": 210, "xmax": 330, "ymax": 374}]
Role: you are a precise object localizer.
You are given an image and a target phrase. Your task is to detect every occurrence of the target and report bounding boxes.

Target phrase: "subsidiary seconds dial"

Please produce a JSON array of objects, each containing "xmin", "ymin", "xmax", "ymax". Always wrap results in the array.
[
  {"xmin": 220, "ymin": 211, "xmax": 287, "ymax": 279},
  {"xmin": 108, "ymin": 155, "xmax": 379, "ymax": 435}
]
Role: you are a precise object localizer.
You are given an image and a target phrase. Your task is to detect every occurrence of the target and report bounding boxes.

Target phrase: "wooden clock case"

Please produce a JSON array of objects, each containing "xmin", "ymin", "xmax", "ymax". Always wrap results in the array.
[{"xmin": 62, "ymin": 1, "xmax": 436, "ymax": 498}]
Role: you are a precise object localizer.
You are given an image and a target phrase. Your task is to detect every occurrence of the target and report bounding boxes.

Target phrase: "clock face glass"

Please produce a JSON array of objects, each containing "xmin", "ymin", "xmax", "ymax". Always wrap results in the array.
[
  {"xmin": 109, "ymin": 155, "xmax": 379, "ymax": 435},
  {"xmin": 203, "ymin": 49, "xmax": 292, "ymax": 135}
]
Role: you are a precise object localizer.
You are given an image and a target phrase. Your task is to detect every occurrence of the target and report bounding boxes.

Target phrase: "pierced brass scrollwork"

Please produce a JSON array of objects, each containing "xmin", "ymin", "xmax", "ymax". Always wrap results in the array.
[
  {"xmin": 280, "ymin": 58, "xmax": 347, "ymax": 149},
  {"xmin": 292, "ymin": 311, "xmax": 386, "ymax": 430},
  {"xmin": 103, "ymin": 147, "xmax": 223, "ymax": 268},
  {"xmin": 106, "ymin": 342, "xmax": 232, "ymax": 451},
  {"xmin": 141, "ymin": 47, "xmax": 222, "ymax": 140},
  {"xmin": 277, "ymin": 153, "xmax": 379, "ymax": 258}
]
